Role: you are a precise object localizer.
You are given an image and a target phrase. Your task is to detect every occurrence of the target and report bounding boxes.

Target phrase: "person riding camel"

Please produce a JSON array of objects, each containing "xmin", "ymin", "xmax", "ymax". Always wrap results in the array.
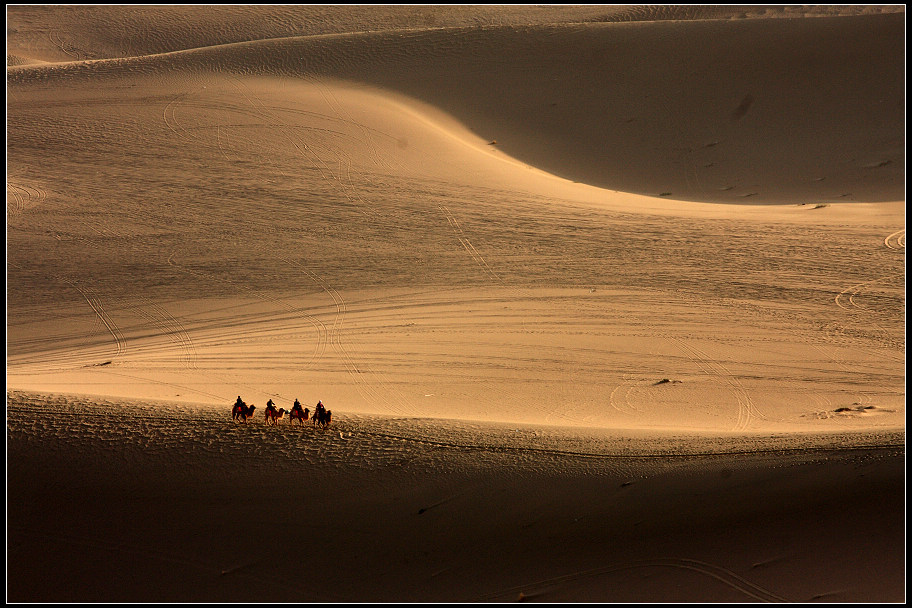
[
  {"xmin": 311, "ymin": 400, "xmax": 323, "ymax": 424},
  {"xmin": 232, "ymin": 395, "xmax": 247, "ymax": 421},
  {"xmin": 288, "ymin": 398, "xmax": 306, "ymax": 423},
  {"xmin": 265, "ymin": 399, "xmax": 277, "ymax": 415}
]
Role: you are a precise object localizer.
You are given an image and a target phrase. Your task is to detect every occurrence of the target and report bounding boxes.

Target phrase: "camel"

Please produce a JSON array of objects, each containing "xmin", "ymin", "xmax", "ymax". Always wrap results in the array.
[
  {"xmin": 311, "ymin": 401, "xmax": 330, "ymax": 427},
  {"xmin": 314, "ymin": 408, "xmax": 332, "ymax": 428},
  {"xmin": 232, "ymin": 403, "xmax": 256, "ymax": 423},
  {"xmin": 289, "ymin": 407, "xmax": 310, "ymax": 425},
  {"xmin": 265, "ymin": 406, "xmax": 286, "ymax": 425}
]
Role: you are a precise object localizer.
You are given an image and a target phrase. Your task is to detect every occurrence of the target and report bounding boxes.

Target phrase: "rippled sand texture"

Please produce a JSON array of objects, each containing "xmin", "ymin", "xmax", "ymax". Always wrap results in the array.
[
  {"xmin": 7, "ymin": 391, "xmax": 905, "ymax": 602},
  {"xmin": 6, "ymin": 5, "xmax": 905, "ymax": 603}
]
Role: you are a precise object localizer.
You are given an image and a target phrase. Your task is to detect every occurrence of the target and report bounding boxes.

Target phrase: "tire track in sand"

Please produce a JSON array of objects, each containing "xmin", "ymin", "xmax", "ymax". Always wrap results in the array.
[
  {"xmin": 71, "ymin": 207, "xmax": 202, "ymax": 373},
  {"xmin": 166, "ymin": 246, "xmax": 330, "ymax": 403},
  {"xmin": 128, "ymin": 296, "xmax": 200, "ymax": 371},
  {"xmin": 608, "ymin": 375, "xmax": 646, "ymax": 415},
  {"xmin": 11, "ymin": 262, "xmax": 129, "ymax": 364},
  {"xmin": 274, "ymin": 254, "xmax": 416, "ymax": 416},
  {"xmin": 669, "ymin": 337, "xmax": 759, "ymax": 431},
  {"xmin": 303, "ymin": 73, "xmax": 393, "ymax": 173},
  {"xmin": 7, "ymin": 183, "xmax": 27, "ymax": 214},
  {"xmin": 833, "ymin": 271, "xmax": 904, "ymax": 358},
  {"xmin": 7, "ymin": 181, "xmax": 46, "ymax": 215},
  {"xmin": 475, "ymin": 556, "xmax": 789, "ymax": 602},
  {"xmin": 834, "ymin": 272, "xmax": 903, "ymax": 313},
  {"xmin": 883, "ymin": 229, "xmax": 905, "ymax": 250},
  {"xmin": 831, "ymin": 231, "xmax": 904, "ymax": 344},
  {"xmin": 162, "ymin": 92, "xmax": 194, "ymax": 141},
  {"xmin": 439, "ymin": 203, "xmax": 507, "ymax": 287}
]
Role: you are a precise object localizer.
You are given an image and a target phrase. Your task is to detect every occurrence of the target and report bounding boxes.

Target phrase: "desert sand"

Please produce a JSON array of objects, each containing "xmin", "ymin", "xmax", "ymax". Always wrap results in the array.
[{"xmin": 6, "ymin": 5, "xmax": 905, "ymax": 603}]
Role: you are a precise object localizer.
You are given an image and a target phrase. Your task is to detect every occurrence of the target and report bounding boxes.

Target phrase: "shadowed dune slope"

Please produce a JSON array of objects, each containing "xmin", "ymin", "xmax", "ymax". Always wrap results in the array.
[
  {"xmin": 6, "ymin": 391, "xmax": 906, "ymax": 602},
  {"xmin": 8, "ymin": 12, "xmax": 904, "ymax": 204}
]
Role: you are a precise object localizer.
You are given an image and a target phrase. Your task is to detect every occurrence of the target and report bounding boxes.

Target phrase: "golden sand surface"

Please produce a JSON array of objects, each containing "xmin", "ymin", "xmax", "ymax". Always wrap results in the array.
[{"xmin": 7, "ymin": 5, "xmax": 904, "ymax": 602}]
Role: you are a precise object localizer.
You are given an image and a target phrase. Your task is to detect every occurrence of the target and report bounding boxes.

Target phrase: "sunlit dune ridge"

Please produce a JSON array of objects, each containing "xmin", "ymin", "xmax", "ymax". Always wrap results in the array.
[
  {"xmin": 8, "ymin": 4, "xmax": 902, "ymax": 63},
  {"xmin": 9, "ymin": 11, "xmax": 904, "ymax": 204}
]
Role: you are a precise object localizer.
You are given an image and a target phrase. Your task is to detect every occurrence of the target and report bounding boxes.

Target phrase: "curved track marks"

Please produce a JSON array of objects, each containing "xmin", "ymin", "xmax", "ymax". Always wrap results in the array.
[
  {"xmin": 303, "ymin": 74, "xmax": 393, "ymax": 173},
  {"xmin": 68, "ymin": 207, "xmax": 203, "ymax": 373},
  {"xmin": 220, "ymin": 75, "xmax": 390, "ymax": 221},
  {"xmin": 608, "ymin": 375, "xmax": 646, "ymax": 416},
  {"xmin": 670, "ymin": 337, "xmax": 762, "ymax": 431},
  {"xmin": 274, "ymin": 254, "xmax": 417, "ymax": 416},
  {"xmin": 438, "ymin": 204, "xmax": 505, "ymax": 286},
  {"xmin": 476, "ymin": 556, "xmax": 789, "ymax": 602},
  {"xmin": 165, "ymin": 247, "xmax": 331, "ymax": 394},
  {"xmin": 6, "ymin": 181, "xmax": 47, "ymax": 215},
  {"xmin": 129, "ymin": 296, "xmax": 200, "ymax": 371},
  {"xmin": 883, "ymin": 229, "xmax": 905, "ymax": 250},
  {"xmin": 833, "ymin": 271, "xmax": 904, "ymax": 359},
  {"xmin": 834, "ymin": 273, "xmax": 903, "ymax": 313}
]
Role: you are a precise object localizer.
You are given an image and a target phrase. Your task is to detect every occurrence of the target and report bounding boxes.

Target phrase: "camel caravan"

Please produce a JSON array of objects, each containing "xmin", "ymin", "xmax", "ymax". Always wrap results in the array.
[{"xmin": 232, "ymin": 396, "xmax": 332, "ymax": 428}]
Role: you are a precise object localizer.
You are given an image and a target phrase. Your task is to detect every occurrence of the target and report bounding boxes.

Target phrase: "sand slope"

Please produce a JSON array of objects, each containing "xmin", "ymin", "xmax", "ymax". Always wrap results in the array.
[
  {"xmin": 5, "ymin": 5, "xmax": 905, "ymax": 603},
  {"xmin": 7, "ymin": 10, "xmax": 905, "ymax": 430},
  {"xmin": 9, "ymin": 12, "xmax": 904, "ymax": 203},
  {"xmin": 7, "ymin": 391, "xmax": 905, "ymax": 602},
  {"xmin": 7, "ymin": 5, "xmax": 902, "ymax": 64}
]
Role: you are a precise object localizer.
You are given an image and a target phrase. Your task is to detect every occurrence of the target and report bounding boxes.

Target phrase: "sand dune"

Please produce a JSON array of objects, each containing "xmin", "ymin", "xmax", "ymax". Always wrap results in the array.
[
  {"xmin": 7, "ymin": 5, "xmax": 901, "ymax": 64},
  {"xmin": 7, "ymin": 390, "xmax": 905, "ymax": 602},
  {"xmin": 6, "ymin": 5, "xmax": 905, "ymax": 603},
  {"xmin": 9, "ymin": 11, "xmax": 904, "ymax": 204}
]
